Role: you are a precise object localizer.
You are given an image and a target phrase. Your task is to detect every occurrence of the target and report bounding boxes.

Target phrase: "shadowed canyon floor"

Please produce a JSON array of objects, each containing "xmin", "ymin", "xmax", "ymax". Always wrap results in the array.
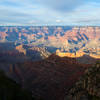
[{"xmin": 0, "ymin": 54, "xmax": 91, "ymax": 100}]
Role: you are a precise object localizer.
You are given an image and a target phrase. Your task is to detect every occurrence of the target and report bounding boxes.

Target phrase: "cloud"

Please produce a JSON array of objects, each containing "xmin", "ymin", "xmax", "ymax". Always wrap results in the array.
[
  {"xmin": 36, "ymin": 0, "xmax": 85, "ymax": 12},
  {"xmin": 56, "ymin": 19, "xmax": 62, "ymax": 23},
  {"xmin": 0, "ymin": 0, "xmax": 100, "ymax": 25}
]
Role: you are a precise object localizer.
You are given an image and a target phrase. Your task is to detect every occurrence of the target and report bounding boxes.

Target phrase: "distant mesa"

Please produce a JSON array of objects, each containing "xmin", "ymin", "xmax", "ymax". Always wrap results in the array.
[
  {"xmin": 56, "ymin": 49, "xmax": 85, "ymax": 58},
  {"xmin": 56, "ymin": 49, "xmax": 100, "ymax": 59}
]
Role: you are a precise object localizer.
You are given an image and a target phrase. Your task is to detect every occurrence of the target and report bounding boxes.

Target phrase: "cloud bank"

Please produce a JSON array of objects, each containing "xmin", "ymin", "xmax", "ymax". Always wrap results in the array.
[{"xmin": 0, "ymin": 0, "xmax": 100, "ymax": 25}]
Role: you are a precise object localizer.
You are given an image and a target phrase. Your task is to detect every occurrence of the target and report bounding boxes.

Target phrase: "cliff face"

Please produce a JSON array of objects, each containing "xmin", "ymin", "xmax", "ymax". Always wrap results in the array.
[
  {"xmin": 56, "ymin": 49, "xmax": 100, "ymax": 59},
  {"xmin": 0, "ymin": 43, "xmax": 50, "ymax": 64},
  {"xmin": 15, "ymin": 44, "xmax": 50, "ymax": 60},
  {"xmin": 0, "ymin": 32, "xmax": 8, "ymax": 41},
  {"xmin": 56, "ymin": 49, "xmax": 85, "ymax": 58},
  {"xmin": 16, "ymin": 45, "xmax": 26, "ymax": 55},
  {"xmin": 0, "ymin": 26, "xmax": 100, "ymax": 58},
  {"xmin": 65, "ymin": 62, "xmax": 100, "ymax": 100}
]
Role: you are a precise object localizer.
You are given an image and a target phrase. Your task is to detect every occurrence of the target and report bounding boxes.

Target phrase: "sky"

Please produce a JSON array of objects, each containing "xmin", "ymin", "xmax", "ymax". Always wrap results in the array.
[{"xmin": 0, "ymin": 0, "xmax": 100, "ymax": 26}]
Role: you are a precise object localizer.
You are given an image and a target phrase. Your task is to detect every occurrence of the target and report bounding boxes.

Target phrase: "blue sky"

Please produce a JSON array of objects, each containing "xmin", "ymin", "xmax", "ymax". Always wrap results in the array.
[{"xmin": 0, "ymin": 0, "xmax": 100, "ymax": 25}]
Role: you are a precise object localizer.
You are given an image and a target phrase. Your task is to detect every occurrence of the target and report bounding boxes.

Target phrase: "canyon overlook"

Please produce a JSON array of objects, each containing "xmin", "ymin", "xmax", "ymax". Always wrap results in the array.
[{"xmin": 0, "ymin": 26, "xmax": 100, "ymax": 59}]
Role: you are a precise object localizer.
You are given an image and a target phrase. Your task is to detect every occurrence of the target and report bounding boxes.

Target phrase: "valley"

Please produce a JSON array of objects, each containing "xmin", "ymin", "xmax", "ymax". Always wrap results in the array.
[
  {"xmin": 0, "ymin": 26, "xmax": 100, "ymax": 59},
  {"xmin": 0, "ymin": 26, "xmax": 100, "ymax": 100}
]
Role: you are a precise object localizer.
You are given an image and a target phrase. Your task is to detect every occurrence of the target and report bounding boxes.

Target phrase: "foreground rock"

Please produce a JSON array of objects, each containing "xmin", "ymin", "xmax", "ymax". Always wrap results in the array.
[{"xmin": 65, "ymin": 62, "xmax": 100, "ymax": 100}]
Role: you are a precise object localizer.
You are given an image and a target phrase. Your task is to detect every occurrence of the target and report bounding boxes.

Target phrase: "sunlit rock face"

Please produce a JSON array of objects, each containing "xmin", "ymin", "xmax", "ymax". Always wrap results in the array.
[{"xmin": 0, "ymin": 26, "xmax": 100, "ymax": 58}]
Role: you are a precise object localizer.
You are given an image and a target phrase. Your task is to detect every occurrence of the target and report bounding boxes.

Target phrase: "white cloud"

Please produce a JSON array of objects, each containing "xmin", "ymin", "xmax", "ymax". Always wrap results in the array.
[
  {"xmin": 0, "ymin": 0, "xmax": 100, "ymax": 25},
  {"xmin": 56, "ymin": 20, "xmax": 62, "ymax": 23}
]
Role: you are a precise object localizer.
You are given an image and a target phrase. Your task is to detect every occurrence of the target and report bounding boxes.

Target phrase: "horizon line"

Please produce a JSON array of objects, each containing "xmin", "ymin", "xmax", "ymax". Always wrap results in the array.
[{"xmin": 0, "ymin": 24, "xmax": 100, "ymax": 27}]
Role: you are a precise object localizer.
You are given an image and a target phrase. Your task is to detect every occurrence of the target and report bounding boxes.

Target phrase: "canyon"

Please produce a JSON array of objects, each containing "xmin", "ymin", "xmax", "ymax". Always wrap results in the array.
[
  {"xmin": 0, "ymin": 26, "xmax": 100, "ymax": 100},
  {"xmin": 0, "ymin": 53, "xmax": 90, "ymax": 100},
  {"xmin": 0, "ymin": 26, "xmax": 100, "ymax": 59}
]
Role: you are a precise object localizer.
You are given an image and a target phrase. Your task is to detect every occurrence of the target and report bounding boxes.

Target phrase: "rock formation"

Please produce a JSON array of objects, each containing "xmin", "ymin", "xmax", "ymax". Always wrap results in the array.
[{"xmin": 65, "ymin": 62, "xmax": 100, "ymax": 100}]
